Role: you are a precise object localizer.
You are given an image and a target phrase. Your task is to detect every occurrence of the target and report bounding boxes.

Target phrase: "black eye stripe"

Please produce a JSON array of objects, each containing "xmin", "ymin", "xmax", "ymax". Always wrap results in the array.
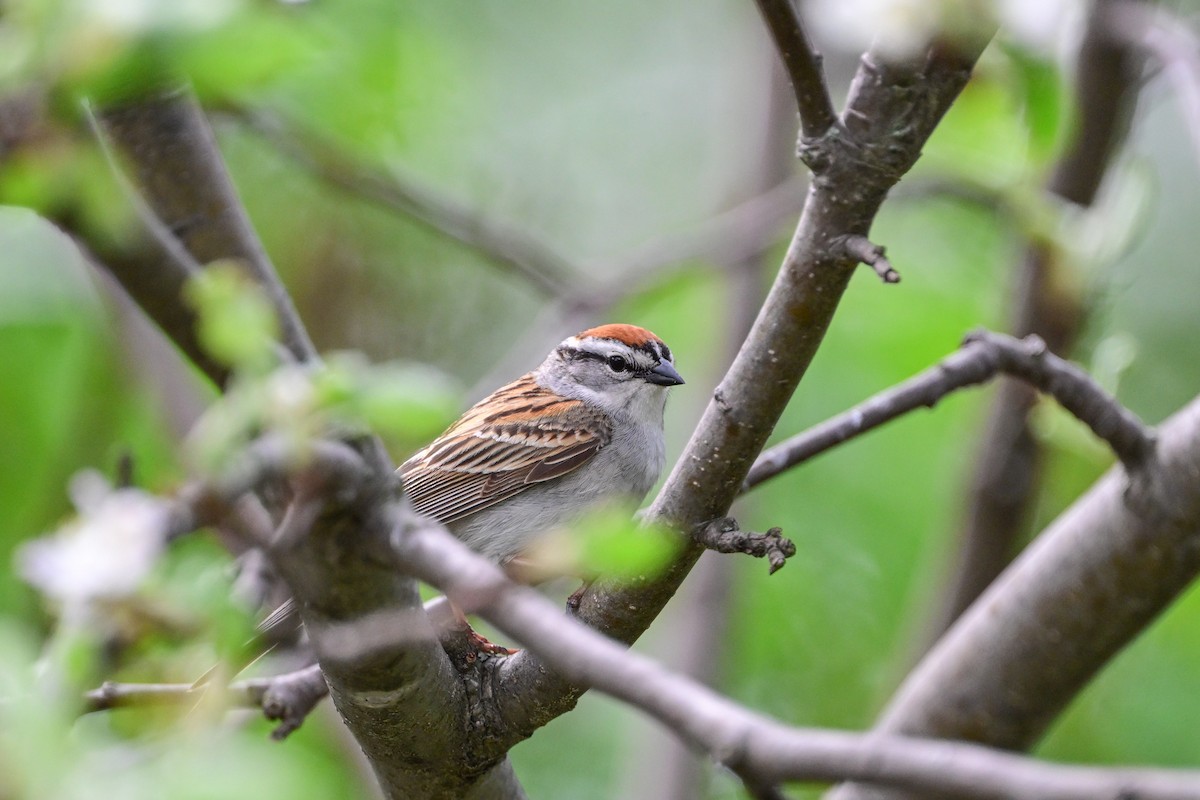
[{"xmin": 561, "ymin": 342, "xmax": 668, "ymax": 372}]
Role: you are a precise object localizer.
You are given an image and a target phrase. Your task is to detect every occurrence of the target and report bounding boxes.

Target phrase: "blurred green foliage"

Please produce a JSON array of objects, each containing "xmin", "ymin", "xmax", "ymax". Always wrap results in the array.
[{"xmin": 1, "ymin": 1, "xmax": 1200, "ymax": 799}]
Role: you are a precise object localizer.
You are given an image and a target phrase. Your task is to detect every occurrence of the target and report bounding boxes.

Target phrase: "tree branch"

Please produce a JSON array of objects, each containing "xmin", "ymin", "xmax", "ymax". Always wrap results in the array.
[
  {"xmin": 828, "ymin": 392, "xmax": 1200, "ymax": 800},
  {"xmin": 88, "ymin": 88, "xmax": 516, "ymax": 799},
  {"xmin": 492, "ymin": 33, "xmax": 994, "ymax": 747},
  {"xmin": 378, "ymin": 491, "xmax": 1200, "ymax": 800},
  {"xmin": 87, "ymin": 416, "xmax": 1200, "ymax": 800},
  {"xmin": 745, "ymin": 330, "xmax": 1155, "ymax": 490},
  {"xmin": 95, "ymin": 87, "xmax": 318, "ymax": 365},
  {"xmin": 228, "ymin": 107, "xmax": 576, "ymax": 299},
  {"xmin": 84, "ymin": 664, "xmax": 329, "ymax": 740},
  {"xmin": 232, "ymin": 105, "xmax": 808, "ymax": 316},
  {"xmin": 67, "ymin": 234, "xmax": 229, "ymax": 387},
  {"xmin": 751, "ymin": 0, "xmax": 837, "ymax": 139},
  {"xmin": 932, "ymin": 0, "xmax": 1149, "ymax": 639}
]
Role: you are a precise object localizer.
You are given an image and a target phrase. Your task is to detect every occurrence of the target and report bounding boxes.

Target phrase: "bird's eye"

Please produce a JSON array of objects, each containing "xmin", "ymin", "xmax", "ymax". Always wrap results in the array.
[{"xmin": 607, "ymin": 355, "xmax": 629, "ymax": 373}]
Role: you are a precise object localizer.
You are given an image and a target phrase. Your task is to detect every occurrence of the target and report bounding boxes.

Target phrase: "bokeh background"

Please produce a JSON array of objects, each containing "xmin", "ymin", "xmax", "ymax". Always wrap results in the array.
[{"xmin": 2, "ymin": 1, "xmax": 1199, "ymax": 798}]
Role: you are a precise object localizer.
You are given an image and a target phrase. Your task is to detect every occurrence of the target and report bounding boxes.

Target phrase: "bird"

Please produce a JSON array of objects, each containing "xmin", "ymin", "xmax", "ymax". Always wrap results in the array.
[
  {"xmin": 398, "ymin": 323, "xmax": 684, "ymax": 647},
  {"xmin": 201, "ymin": 323, "xmax": 683, "ymax": 681}
]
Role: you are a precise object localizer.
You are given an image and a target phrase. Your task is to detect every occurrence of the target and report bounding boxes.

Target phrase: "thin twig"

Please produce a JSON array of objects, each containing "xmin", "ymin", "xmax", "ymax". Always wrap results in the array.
[
  {"xmin": 230, "ymin": 107, "xmax": 576, "ymax": 298},
  {"xmin": 1111, "ymin": 2, "xmax": 1200, "ymax": 179},
  {"xmin": 744, "ymin": 330, "xmax": 1155, "ymax": 490},
  {"xmin": 83, "ymin": 664, "xmax": 328, "ymax": 740},
  {"xmin": 466, "ymin": 175, "xmax": 805, "ymax": 398},
  {"xmin": 751, "ymin": 0, "xmax": 837, "ymax": 139},
  {"xmin": 236, "ymin": 104, "xmax": 807, "ymax": 314},
  {"xmin": 582, "ymin": 174, "xmax": 807, "ymax": 295}
]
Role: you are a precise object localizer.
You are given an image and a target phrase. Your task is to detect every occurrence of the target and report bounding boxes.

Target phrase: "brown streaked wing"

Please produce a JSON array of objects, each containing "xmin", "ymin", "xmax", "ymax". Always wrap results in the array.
[{"xmin": 397, "ymin": 376, "xmax": 611, "ymax": 525}]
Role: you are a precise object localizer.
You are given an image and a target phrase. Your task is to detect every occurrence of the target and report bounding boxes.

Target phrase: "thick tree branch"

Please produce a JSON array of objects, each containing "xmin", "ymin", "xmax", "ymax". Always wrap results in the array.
[
  {"xmin": 89, "ymin": 89, "xmax": 516, "ymax": 799},
  {"xmin": 934, "ymin": 0, "xmax": 1149, "ymax": 638},
  {"xmin": 624, "ymin": 66, "xmax": 799, "ymax": 799},
  {"xmin": 745, "ymin": 330, "xmax": 1155, "ymax": 490},
  {"xmin": 0, "ymin": 93, "xmax": 226, "ymax": 385},
  {"xmin": 91, "ymin": 442, "xmax": 1200, "ymax": 799},
  {"xmin": 829, "ymin": 393, "xmax": 1200, "ymax": 800},
  {"xmin": 69, "ymin": 234, "xmax": 229, "ymax": 387},
  {"xmin": 95, "ymin": 87, "xmax": 317, "ymax": 365},
  {"xmin": 493, "ymin": 37, "xmax": 994, "ymax": 730},
  {"xmin": 751, "ymin": 0, "xmax": 837, "ymax": 139},
  {"xmin": 379, "ymin": 491, "xmax": 1200, "ymax": 800}
]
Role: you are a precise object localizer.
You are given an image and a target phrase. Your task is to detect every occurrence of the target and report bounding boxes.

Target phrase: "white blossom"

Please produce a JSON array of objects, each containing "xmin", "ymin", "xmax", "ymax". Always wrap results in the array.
[
  {"xmin": 997, "ymin": 0, "xmax": 1082, "ymax": 56},
  {"xmin": 17, "ymin": 471, "xmax": 169, "ymax": 608},
  {"xmin": 80, "ymin": 0, "xmax": 242, "ymax": 35},
  {"xmin": 806, "ymin": 0, "xmax": 1080, "ymax": 62},
  {"xmin": 807, "ymin": 0, "xmax": 984, "ymax": 61}
]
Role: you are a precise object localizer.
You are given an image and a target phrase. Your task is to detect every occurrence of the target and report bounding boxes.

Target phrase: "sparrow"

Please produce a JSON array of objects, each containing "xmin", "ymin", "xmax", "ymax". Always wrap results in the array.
[
  {"xmin": 398, "ymin": 323, "xmax": 684, "ymax": 571},
  {"xmin": 195, "ymin": 324, "xmax": 683, "ymax": 683}
]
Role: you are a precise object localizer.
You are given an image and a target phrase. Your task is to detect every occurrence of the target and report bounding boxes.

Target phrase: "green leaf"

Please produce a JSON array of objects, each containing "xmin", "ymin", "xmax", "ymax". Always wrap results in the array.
[
  {"xmin": 1001, "ymin": 42, "xmax": 1067, "ymax": 167},
  {"xmin": 150, "ymin": 536, "xmax": 256, "ymax": 669},
  {"xmin": 184, "ymin": 262, "xmax": 280, "ymax": 372},
  {"xmin": 179, "ymin": 7, "xmax": 318, "ymax": 101},
  {"xmin": 316, "ymin": 353, "xmax": 458, "ymax": 452},
  {"xmin": 919, "ymin": 70, "xmax": 1029, "ymax": 187},
  {"xmin": 578, "ymin": 509, "xmax": 681, "ymax": 578}
]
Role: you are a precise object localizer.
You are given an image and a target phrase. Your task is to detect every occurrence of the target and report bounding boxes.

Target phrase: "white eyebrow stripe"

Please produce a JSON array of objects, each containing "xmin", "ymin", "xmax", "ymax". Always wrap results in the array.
[{"xmin": 574, "ymin": 339, "xmax": 659, "ymax": 368}]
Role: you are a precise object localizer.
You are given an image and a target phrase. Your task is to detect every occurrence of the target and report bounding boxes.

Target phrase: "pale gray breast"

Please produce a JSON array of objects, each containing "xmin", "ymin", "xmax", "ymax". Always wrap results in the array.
[{"xmin": 448, "ymin": 421, "xmax": 665, "ymax": 563}]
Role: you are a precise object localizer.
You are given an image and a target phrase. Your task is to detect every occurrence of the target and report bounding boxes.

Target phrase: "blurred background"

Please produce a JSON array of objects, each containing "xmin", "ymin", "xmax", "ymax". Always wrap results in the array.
[{"xmin": 2, "ymin": 0, "xmax": 1200, "ymax": 797}]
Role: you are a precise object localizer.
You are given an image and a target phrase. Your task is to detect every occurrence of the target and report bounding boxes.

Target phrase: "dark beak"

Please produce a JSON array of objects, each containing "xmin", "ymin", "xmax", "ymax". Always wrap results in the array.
[{"xmin": 645, "ymin": 361, "xmax": 685, "ymax": 386}]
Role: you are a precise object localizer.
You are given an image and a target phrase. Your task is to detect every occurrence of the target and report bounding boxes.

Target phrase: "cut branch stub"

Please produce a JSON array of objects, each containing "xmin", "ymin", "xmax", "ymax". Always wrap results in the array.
[
  {"xmin": 693, "ymin": 517, "xmax": 796, "ymax": 574},
  {"xmin": 839, "ymin": 234, "xmax": 901, "ymax": 284},
  {"xmin": 257, "ymin": 663, "xmax": 330, "ymax": 741}
]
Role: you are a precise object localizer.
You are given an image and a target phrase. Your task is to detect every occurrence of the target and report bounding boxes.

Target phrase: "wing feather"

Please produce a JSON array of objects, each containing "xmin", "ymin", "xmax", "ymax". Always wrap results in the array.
[{"xmin": 397, "ymin": 374, "xmax": 611, "ymax": 525}]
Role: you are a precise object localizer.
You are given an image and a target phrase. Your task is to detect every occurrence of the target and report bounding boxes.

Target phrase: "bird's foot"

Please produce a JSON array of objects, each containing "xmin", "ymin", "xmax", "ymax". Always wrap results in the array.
[{"xmin": 466, "ymin": 627, "xmax": 519, "ymax": 657}]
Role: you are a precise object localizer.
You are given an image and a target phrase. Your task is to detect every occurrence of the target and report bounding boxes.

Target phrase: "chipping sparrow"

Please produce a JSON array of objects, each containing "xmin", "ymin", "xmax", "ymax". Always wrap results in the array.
[
  {"xmin": 198, "ymin": 325, "xmax": 683, "ymax": 679},
  {"xmin": 398, "ymin": 323, "xmax": 684, "ymax": 566}
]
